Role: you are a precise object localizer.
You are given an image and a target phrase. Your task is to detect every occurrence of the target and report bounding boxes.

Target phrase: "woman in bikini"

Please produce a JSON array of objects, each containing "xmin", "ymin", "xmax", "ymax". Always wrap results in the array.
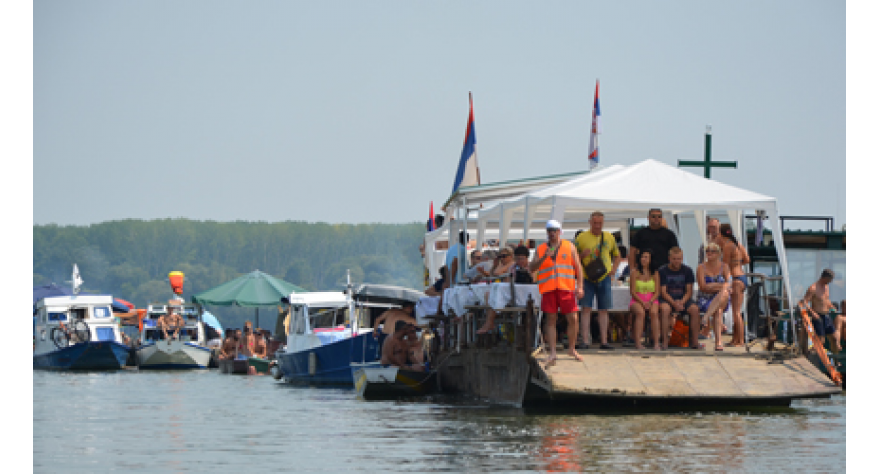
[
  {"xmin": 719, "ymin": 224, "xmax": 749, "ymax": 346},
  {"xmin": 238, "ymin": 323, "xmax": 255, "ymax": 358},
  {"xmin": 697, "ymin": 242, "xmax": 731, "ymax": 351},
  {"xmin": 629, "ymin": 249, "xmax": 661, "ymax": 350}
]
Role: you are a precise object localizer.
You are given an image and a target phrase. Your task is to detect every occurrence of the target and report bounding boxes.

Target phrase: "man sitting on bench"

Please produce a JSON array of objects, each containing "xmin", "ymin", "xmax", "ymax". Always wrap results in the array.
[{"xmin": 658, "ymin": 247, "xmax": 703, "ymax": 349}]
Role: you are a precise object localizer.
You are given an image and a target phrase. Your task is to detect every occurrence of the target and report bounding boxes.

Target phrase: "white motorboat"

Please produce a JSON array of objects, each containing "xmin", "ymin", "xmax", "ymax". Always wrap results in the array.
[{"xmin": 135, "ymin": 302, "xmax": 211, "ymax": 369}]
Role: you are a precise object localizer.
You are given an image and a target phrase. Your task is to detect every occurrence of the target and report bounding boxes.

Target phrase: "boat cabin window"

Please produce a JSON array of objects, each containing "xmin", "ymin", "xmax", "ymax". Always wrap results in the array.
[
  {"xmin": 310, "ymin": 307, "xmax": 347, "ymax": 329},
  {"xmin": 70, "ymin": 308, "xmax": 88, "ymax": 320},
  {"xmin": 48, "ymin": 312, "xmax": 67, "ymax": 322},
  {"xmin": 93, "ymin": 306, "xmax": 112, "ymax": 319},
  {"xmin": 95, "ymin": 327, "xmax": 116, "ymax": 342}
]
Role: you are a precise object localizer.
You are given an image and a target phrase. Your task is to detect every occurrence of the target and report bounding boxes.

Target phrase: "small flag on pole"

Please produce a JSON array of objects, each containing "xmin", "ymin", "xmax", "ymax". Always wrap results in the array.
[
  {"xmin": 451, "ymin": 92, "xmax": 481, "ymax": 193},
  {"xmin": 588, "ymin": 80, "xmax": 601, "ymax": 169},
  {"xmin": 428, "ymin": 201, "xmax": 435, "ymax": 231}
]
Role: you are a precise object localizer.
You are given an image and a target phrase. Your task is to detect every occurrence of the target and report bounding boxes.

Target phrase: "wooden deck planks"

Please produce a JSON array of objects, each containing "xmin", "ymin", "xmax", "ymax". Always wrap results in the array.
[{"xmin": 540, "ymin": 350, "xmax": 838, "ymax": 399}]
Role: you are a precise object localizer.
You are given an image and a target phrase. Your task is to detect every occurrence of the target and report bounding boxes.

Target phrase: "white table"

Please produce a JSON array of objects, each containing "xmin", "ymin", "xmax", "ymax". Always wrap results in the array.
[
  {"xmin": 415, "ymin": 296, "xmax": 441, "ymax": 324},
  {"xmin": 486, "ymin": 282, "xmax": 542, "ymax": 310}
]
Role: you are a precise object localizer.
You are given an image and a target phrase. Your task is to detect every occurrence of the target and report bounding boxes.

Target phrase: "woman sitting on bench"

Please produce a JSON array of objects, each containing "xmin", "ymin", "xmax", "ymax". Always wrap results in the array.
[{"xmin": 696, "ymin": 243, "xmax": 731, "ymax": 351}]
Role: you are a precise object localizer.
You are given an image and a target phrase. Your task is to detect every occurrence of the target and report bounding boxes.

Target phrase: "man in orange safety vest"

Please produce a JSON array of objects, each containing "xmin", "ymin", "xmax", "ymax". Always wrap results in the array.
[{"xmin": 529, "ymin": 219, "xmax": 584, "ymax": 366}]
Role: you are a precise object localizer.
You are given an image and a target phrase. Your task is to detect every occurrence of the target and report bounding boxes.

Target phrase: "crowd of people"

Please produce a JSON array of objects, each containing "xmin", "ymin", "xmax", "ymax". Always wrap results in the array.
[
  {"xmin": 218, "ymin": 320, "xmax": 270, "ymax": 365},
  {"xmin": 425, "ymin": 208, "xmax": 845, "ymax": 367}
]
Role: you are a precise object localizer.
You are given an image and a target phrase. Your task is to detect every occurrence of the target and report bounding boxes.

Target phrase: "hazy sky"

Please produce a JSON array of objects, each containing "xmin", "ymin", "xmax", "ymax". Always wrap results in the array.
[{"xmin": 31, "ymin": 1, "xmax": 847, "ymax": 228}]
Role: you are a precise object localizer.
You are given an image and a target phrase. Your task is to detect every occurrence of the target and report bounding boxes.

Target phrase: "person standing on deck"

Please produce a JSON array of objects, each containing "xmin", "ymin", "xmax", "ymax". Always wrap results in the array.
[
  {"xmin": 575, "ymin": 211, "xmax": 621, "ymax": 350},
  {"xmin": 802, "ymin": 269, "xmax": 841, "ymax": 352},
  {"xmin": 719, "ymin": 224, "xmax": 749, "ymax": 347},
  {"xmin": 630, "ymin": 209, "xmax": 679, "ymax": 273},
  {"xmin": 698, "ymin": 218, "xmax": 721, "ymax": 264},
  {"xmin": 443, "ymin": 231, "xmax": 468, "ymax": 291},
  {"xmin": 530, "ymin": 219, "xmax": 584, "ymax": 366}
]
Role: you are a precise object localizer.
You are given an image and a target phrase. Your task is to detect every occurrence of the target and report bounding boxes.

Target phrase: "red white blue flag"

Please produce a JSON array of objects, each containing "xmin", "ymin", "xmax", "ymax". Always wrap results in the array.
[
  {"xmin": 588, "ymin": 80, "xmax": 600, "ymax": 169},
  {"xmin": 428, "ymin": 201, "xmax": 435, "ymax": 231},
  {"xmin": 452, "ymin": 92, "xmax": 480, "ymax": 193}
]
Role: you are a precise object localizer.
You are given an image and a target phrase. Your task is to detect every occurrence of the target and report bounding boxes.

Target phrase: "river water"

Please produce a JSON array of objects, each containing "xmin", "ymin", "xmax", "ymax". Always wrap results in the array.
[{"xmin": 33, "ymin": 369, "xmax": 845, "ymax": 473}]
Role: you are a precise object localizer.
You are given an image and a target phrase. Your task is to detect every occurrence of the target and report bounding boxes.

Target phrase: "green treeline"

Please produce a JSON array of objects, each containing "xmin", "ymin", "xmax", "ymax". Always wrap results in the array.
[{"xmin": 33, "ymin": 219, "xmax": 427, "ymax": 311}]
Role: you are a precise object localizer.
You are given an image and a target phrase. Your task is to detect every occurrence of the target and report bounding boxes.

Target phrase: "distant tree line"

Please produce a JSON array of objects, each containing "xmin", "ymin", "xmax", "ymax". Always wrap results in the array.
[{"xmin": 34, "ymin": 219, "xmax": 426, "ymax": 328}]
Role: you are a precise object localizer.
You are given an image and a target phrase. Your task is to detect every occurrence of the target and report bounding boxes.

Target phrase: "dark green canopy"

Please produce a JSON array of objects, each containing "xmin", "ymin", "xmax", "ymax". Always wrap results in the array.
[{"xmin": 192, "ymin": 270, "xmax": 306, "ymax": 307}]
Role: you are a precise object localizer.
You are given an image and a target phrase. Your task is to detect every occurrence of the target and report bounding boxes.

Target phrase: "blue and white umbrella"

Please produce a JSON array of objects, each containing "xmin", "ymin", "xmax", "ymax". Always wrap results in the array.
[{"xmin": 201, "ymin": 311, "xmax": 223, "ymax": 332}]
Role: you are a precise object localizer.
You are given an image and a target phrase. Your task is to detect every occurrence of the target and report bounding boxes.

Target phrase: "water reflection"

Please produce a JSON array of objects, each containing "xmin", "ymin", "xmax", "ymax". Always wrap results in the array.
[{"xmin": 34, "ymin": 372, "xmax": 845, "ymax": 473}]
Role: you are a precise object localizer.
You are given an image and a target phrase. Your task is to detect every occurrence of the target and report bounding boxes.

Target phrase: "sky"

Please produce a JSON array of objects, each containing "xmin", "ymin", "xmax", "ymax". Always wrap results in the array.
[{"xmin": 25, "ymin": 0, "xmax": 851, "ymax": 229}]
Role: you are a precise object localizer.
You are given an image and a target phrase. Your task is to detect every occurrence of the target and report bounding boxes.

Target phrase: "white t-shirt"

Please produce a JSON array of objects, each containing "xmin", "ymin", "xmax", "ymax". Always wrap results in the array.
[{"xmin": 464, "ymin": 261, "xmax": 492, "ymax": 280}]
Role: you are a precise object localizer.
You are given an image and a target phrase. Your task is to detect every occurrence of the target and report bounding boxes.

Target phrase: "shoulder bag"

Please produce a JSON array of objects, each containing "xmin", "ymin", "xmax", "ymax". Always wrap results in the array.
[{"xmin": 583, "ymin": 232, "xmax": 608, "ymax": 282}]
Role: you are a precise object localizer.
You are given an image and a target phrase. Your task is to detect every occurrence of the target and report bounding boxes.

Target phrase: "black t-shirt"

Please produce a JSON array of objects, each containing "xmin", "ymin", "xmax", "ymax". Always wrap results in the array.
[
  {"xmin": 632, "ymin": 227, "xmax": 679, "ymax": 272},
  {"xmin": 513, "ymin": 265, "xmax": 534, "ymax": 284},
  {"xmin": 658, "ymin": 264, "xmax": 695, "ymax": 301}
]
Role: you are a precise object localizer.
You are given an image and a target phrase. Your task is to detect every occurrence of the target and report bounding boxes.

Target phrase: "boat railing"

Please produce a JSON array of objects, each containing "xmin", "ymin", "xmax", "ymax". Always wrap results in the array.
[{"xmin": 743, "ymin": 272, "xmax": 798, "ymax": 353}]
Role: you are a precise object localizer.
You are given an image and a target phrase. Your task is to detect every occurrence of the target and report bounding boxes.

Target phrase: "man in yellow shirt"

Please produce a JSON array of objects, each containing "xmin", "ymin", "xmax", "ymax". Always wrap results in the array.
[{"xmin": 575, "ymin": 211, "xmax": 621, "ymax": 350}]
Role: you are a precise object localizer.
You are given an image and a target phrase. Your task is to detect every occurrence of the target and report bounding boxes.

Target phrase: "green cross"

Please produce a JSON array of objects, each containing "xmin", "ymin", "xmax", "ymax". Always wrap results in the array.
[{"xmin": 678, "ymin": 127, "xmax": 737, "ymax": 179}]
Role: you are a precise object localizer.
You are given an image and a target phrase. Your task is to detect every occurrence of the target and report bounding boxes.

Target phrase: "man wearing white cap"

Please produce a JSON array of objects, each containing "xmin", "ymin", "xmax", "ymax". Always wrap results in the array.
[{"xmin": 529, "ymin": 219, "xmax": 583, "ymax": 366}]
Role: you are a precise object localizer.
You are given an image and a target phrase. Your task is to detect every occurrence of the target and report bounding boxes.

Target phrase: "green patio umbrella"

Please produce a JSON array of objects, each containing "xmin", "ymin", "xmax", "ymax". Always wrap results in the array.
[{"xmin": 191, "ymin": 270, "xmax": 306, "ymax": 328}]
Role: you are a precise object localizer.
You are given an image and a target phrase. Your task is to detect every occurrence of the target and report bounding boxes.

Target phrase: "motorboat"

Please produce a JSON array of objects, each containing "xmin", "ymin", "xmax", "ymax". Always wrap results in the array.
[
  {"xmin": 33, "ymin": 294, "xmax": 130, "ymax": 371},
  {"xmin": 274, "ymin": 274, "xmax": 425, "ymax": 385},
  {"xmin": 352, "ymin": 362, "xmax": 437, "ymax": 400},
  {"xmin": 135, "ymin": 302, "xmax": 211, "ymax": 369}
]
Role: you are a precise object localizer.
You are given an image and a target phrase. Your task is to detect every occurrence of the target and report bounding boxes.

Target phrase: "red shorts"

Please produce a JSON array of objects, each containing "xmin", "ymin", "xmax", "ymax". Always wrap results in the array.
[{"xmin": 541, "ymin": 289, "xmax": 578, "ymax": 314}]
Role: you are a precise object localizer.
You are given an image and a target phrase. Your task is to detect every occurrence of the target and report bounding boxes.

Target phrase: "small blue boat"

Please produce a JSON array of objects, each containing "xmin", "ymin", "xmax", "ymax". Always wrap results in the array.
[
  {"xmin": 33, "ymin": 294, "xmax": 130, "ymax": 371},
  {"xmin": 275, "ymin": 279, "xmax": 423, "ymax": 386}
]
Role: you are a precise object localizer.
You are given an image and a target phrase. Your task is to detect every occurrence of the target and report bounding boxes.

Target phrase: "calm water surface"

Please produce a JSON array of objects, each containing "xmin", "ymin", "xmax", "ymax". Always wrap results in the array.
[{"xmin": 34, "ymin": 370, "xmax": 845, "ymax": 473}]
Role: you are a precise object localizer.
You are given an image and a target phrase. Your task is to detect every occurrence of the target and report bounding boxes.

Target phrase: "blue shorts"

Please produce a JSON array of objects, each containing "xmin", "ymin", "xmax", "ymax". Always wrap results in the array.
[
  {"xmin": 734, "ymin": 275, "xmax": 748, "ymax": 287},
  {"xmin": 812, "ymin": 313, "xmax": 836, "ymax": 338},
  {"xmin": 580, "ymin": 277, "xmax": 612, "ymax": 311}
]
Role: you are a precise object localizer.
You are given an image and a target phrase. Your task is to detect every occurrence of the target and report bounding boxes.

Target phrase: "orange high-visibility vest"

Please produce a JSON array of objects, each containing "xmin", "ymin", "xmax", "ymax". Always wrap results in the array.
[{"xmin": 536, "ymin": 240, "xmax": 578, "ymax": 293}]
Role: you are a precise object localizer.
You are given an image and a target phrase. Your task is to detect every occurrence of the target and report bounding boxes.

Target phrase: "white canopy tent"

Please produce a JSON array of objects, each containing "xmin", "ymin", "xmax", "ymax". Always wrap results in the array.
[{"xmin": 472, "ymin": 159, "xmax": 796, "ymax": 315}]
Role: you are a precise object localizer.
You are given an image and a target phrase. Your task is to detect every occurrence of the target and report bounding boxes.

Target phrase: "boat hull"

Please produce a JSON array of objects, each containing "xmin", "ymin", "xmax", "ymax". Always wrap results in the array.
[
  {"xmin": 276, "ymin": 333, "xmax": 384, "ymax": 385},
  {"xmin": 353, "ymin": 363, "xmax": 437, "ymax": 400},
  {"xmin": 33, "ymin": 341, "xmax": 129, "ymax": 371},
  {"xmin": 135, "ymin": 341, "xmax": 211, "ymax": 369},
  {"xmin": 248, "ymin": 357, "xmax": 269, "ymax": 374},
  {"xmin": 218, "ymin": 358, "xmax": 249, "ymax": 374}
]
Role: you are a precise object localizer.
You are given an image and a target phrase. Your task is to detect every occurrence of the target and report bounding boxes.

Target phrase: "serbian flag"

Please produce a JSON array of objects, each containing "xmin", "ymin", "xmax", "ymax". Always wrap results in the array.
[
  {"xmin": 428, "ymin": 201, "xmax": 435, "ymax": 231},
  {"xmin": 588, "ymin": 80, "xmax": 600, "ymax": 169},
  {"xmin": 451, "ymin": 92, "xmax": 481, "ymax": 193}
]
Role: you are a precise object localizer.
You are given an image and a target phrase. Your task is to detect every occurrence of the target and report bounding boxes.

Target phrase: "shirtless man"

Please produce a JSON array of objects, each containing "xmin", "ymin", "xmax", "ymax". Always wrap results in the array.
[
  {"xmin": 802, "ymin": 269, "xmax": 840, "ymax": 352},
  {"xmin": 252, "ymin": 331, "xmax": 268, "ymax": 359},
  {"xmin": 219, "ymin": 329, "xmax": 238, "ymax": 360},
  {"xmin": 158, "ymin": 306, "xmax": 185, "ymax": 340},
  {"xmin": 380, "ymin": 321, "xmax": 424, "ymax": 372},
  {"xmin": 372, "ymin": 302, "xmax": 417, "ymax": 337},
  {"xmin": 403, "ymin": 324, "xmax": 426, "ymax": 366}
]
